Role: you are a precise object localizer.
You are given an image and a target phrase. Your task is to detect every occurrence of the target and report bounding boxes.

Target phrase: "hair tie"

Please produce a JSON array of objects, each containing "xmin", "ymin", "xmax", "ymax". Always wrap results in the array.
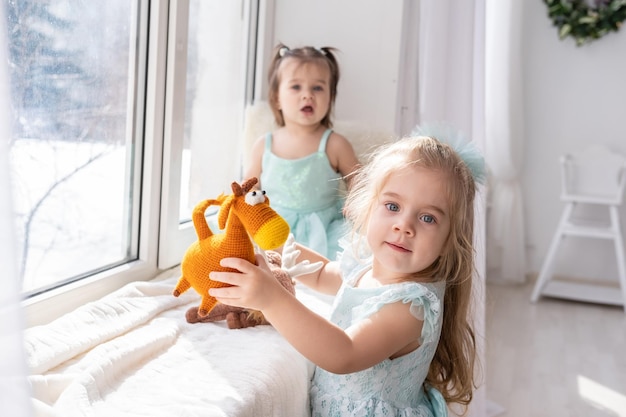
[
  {"xmin": 316, "ymin": 47, "xmax": 327, "ymax": 56},
  {"xmin": 279, "ymin": 46, "xmax": 289, "ymax": 57},
  {"xmin": 411, "ymin": 123, "xmax": 486, "ymax": 185}
]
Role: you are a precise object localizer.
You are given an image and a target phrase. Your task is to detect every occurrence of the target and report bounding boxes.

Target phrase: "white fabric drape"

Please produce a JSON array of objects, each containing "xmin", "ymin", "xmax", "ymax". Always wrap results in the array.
[
  {"xmin": 0, "ymin": 7, "xmax": 33, "ymax": 417},
  {"xmin": 485, "ymin": 0, "xmax": 527, "ymax": 284},
  {"xmin": 416, "ymin": 2, "xmax": 486, "ymax": 416}
]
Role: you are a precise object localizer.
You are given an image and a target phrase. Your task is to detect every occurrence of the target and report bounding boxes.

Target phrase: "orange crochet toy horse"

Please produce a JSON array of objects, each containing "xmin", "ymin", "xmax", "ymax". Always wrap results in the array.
[{"xmin": 172, "ymin": 177, "xmax": 290, "ymax": 317}]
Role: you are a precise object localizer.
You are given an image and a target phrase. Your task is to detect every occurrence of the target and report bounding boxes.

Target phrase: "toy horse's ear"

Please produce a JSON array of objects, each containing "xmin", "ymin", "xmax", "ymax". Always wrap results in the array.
[
  {"xmin": 241, "ymin": 177, "xmax": 258, "ymax": 193},
  {"xmin": 232, "ymin": 177, "xmax": 258, "ymax": 196},
  {"xmin": 231, "ymin": 181, "xmax": 243, "ymax": 196}
]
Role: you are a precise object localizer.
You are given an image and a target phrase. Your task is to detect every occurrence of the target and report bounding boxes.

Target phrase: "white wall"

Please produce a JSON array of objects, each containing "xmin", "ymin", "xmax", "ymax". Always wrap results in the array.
[
  {"xmin": 522, "ymin": 2, "xmax": 626, "ymax": 281},
  {"xmin": 261, "ymin": 1, "xmax": 626, "ymax": 282},
  {"xmin": 258, "ymin": 0, "xmax": 405, "ymax": 134}
]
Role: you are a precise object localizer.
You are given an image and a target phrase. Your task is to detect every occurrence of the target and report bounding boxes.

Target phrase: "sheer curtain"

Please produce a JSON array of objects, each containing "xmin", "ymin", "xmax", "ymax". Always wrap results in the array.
[
  {"xmin": 0, "ymin": 7, "xmax": 33, "ymax": 417},
  {"xmin": 416, "ymin": 1, "xmax": 487, "ymax": 415},
  {"xmin": 484, "ymin": 0, "xmax": 527, "ymax": 284}
]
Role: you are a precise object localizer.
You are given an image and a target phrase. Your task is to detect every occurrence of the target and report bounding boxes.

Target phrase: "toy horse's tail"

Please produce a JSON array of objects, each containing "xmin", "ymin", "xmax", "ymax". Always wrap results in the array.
[{"xmin": 192, "ymin": 198, "xmax": 224, "ymax": 240}]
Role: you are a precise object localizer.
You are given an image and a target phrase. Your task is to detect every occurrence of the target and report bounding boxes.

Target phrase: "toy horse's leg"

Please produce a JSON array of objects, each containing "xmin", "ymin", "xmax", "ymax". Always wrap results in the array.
[
  {"xmin": 185, "ymin": 304, "xmax": 245, "ymax": 324},
  {"xmin": 197, "ymin": 296, "xmax": 219, "ymax": 318},
  {"xmin": 172, "ymin": 277, "xmax": 191, "ymax": 297}
]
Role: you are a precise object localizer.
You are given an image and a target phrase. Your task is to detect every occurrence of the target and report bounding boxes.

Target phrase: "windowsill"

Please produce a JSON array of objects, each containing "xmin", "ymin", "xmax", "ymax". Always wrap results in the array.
[
  {"xmin": 22, "ymin": 260, "xmax": 168, "ymax": 328},
  {"xmin": 23, "ymin": 214, "xmax": 222, "ymax": 328},
  {"xmin": 23, "ymin": 221, "xmax": 258, "ymax": 328}
]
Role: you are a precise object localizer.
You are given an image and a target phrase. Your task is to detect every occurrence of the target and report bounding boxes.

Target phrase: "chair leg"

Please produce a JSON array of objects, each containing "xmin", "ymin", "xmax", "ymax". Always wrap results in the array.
[
  {"xmin": 610, "ymin": 206, "xmax": 626, "ymax": 312},
  {"xmin": 531, "ymin": 204, "xmax": 573, "ymax": 303}
]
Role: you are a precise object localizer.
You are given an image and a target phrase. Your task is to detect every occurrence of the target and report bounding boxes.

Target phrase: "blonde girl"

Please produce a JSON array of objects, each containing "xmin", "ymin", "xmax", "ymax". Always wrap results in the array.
[{"xmin": 214, "ymin": 135, "xmax": 484, "ymax": 416}]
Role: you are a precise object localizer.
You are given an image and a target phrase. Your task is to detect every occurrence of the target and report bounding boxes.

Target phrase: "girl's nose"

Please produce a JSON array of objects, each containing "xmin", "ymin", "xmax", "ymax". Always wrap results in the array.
[{"xmin": 393, "ymin": 219, "xmax": 415, "ymax": 236}]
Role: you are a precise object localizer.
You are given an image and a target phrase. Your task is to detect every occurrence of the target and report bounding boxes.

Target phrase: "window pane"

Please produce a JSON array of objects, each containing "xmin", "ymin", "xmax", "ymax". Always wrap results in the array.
[
  {"xmin": 157, "ymin": 0, "xmax": 254, "ymax": 269},
  {"xmin": 181, "ymin": 0, "xmax": 248, "ymax": 221},
  {"xmin": 6, "ymin": 0, "xmax": 145, "ymax": 296}
]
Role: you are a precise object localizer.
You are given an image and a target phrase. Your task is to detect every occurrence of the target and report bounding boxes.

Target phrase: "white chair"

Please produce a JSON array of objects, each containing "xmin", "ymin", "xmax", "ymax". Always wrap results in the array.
[{"xmin": 530, "ymin": 145, "xmax": 626, "ymax": 311}]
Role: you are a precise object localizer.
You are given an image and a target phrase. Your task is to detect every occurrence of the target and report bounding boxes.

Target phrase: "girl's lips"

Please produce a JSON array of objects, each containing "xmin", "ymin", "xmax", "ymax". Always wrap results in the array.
[
  {"xmin": 300, "ymin": 105, "xmax": 313, "ymax": 113},
  {"xmin": 386, "ymin": 241, "xmax": 411, "ymax": 253}
]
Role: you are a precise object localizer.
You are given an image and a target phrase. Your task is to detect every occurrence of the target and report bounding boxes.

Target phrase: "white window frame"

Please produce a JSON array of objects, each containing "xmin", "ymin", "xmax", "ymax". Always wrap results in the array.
[
  {"xmin": 157, "ymin": 0, "xmax": 259, "ymax": 269},
  {"xmin": 21, "ymin": 0, "xmax": 261, "ymax": 327},
  {"xmin": 22, "ymin": 0, "xmax": 168, "ymax": 327}
]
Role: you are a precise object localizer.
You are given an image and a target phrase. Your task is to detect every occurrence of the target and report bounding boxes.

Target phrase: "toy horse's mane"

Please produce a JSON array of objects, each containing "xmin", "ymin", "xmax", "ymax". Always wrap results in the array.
[{"xmin": 217, "ymin": 177, "xmax": 259, "ymax": 230}]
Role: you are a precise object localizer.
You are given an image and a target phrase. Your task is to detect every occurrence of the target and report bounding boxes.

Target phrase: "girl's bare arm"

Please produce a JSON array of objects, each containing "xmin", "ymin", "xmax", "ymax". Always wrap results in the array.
[
  {"xmin": 327, "ymin": 132, "xmax": 360, "ymax": 189},
  {"xmin": 284, "ymin": 241, "xmax": 341, "ymax": 295},
  {"xmin": 209, "ymin": 256, "xmax": 424, "ymax": 374}
]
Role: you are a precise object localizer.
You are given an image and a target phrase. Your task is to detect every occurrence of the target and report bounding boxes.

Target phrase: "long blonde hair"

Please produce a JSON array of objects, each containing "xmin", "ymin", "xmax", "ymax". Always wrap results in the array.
[{"xmin": 343, "ymin": 135, "xmax": 478, "ymax": 407}]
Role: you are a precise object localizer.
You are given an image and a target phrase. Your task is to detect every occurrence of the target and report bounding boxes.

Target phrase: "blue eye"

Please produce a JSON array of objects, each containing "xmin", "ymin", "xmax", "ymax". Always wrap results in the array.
[
  {"xmin": 421, "ymin": 214, "xmax": 435, "ymax": 224},
  {"xmin": 385, "ymin": 202, "xmax": 399, "ymax": 212},
  {"xmin": 313, "ymin": 86, "xmax": 324, "ymax": 92}
]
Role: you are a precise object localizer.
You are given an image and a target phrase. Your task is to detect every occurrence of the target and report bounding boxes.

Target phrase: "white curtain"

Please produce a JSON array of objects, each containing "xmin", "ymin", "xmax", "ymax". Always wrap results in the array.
[
  {"xmin": 484, "ymin": 0, "xmax": 527, "ymax": 284},
  {"xmin": 416, "ymin": 1, "xmax": 487, "ymax": 416},
  {"xmin": 0, "ymin": 7, "xmax": 33, "ymax": 417}
]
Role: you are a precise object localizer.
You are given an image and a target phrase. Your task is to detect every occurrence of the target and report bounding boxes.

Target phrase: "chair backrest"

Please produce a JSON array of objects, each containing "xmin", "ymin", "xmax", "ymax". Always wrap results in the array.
[{"xmin": 560, "ymin": 144, "xmax": 626, "ymax": 205}]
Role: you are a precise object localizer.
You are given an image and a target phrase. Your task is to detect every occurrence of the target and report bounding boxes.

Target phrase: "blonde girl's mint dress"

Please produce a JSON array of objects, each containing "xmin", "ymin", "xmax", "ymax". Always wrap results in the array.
[
  {"xmin": 260, "ymin": 128, "xmax": 348, "ymax": 259},
  {"xmin": 310, "ymin": 243, "xmax": 448, "ymax": 417}
]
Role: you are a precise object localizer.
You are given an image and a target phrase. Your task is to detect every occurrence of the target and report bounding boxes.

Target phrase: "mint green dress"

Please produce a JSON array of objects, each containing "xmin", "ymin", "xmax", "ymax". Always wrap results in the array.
[
  {"xmin": 260, "ymin": 128, "xmax": 347, "ymax": 259},
  {"xmin": 309, "ymin": 242, "xmax": 448, "ymax": 417}
]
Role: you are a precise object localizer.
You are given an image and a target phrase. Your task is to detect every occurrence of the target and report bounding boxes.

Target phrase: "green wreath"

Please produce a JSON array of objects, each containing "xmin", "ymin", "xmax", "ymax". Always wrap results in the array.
[{"xmin": 544, "ymin": 0, "xmax": 626, "ymax": 46}]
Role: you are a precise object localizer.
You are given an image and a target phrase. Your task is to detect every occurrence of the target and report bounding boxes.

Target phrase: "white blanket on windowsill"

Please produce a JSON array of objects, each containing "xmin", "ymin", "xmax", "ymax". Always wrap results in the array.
[{"xmin": 24, "ymin": 267, "xmax": 333, "ymax": 417}]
